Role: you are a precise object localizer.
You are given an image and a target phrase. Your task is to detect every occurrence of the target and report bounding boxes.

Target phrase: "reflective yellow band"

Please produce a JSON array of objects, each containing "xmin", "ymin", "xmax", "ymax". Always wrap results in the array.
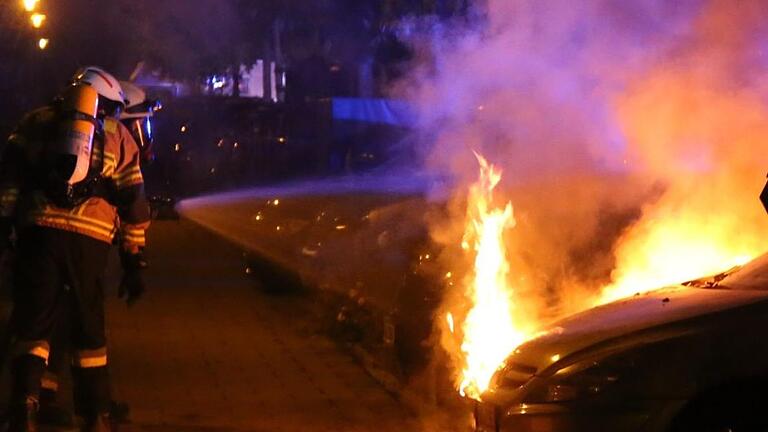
[
  {"xmin": 32, "ymin": 210, "xmax": 116, "ymax": 232},
  {"xmin": 115, "ymin": 167, "xmax": 142, "ymax": 180},
  {"xmin": 30, "ymin": 219, "xmax": 116, "ymax": 244},
  {"xmin": 91, "ymin": 148, "xmax": 116, "ymax": 160},
  {"xmin": 124, "ymin": 230, "xmax": 145, "ymax": 235},
  {"xmin": 73, "ymin": 348, "xmax": 107, "ymax": 368},
  {"xmin": 74, "ymin": 357, "xmax": 108, "ymax": 368},
  {"xmin": 41, "ymin": 372, "xmax": 59, "ymax": 391},
  {"xmin": 32, "ymin": 217, "xmax": 115, "ymax": 239},
  {"xmin": 14, "ymin": 340, "xmax": 50, "ymax": 361},
  {"xmin": 114, "ymin": 172, "xmax": 143, "ymax": 184},
  {"xmin": 123, "ymin": 237, "xmax": 146, "ymax": 247}
]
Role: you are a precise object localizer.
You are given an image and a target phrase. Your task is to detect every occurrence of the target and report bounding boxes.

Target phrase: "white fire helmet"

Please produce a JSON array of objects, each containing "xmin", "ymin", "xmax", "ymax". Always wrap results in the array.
[
  {"xmin": 119, "ymin": 81, "xmax": 159, "ymax": 162},
  {"xmin": 119, "ymin": 81, "xmax": 150, "ymax": 119},
  {"xmin": 72, "ymin": 66, "xmax": 126, "ymax": 107}
]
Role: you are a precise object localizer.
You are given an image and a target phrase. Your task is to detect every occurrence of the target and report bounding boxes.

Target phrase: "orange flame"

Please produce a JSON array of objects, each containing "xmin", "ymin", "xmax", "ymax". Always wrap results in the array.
[
  {"xmin": 452, "ymin": 152, "xmax": 530, "ymax": 400},
  {"xmin": 596, "ymin": 201, "xmax": 760, "ymax": 305},
  {"xmin": 595, "ymin": 71, "xmax": 768, "ymax": 305}
]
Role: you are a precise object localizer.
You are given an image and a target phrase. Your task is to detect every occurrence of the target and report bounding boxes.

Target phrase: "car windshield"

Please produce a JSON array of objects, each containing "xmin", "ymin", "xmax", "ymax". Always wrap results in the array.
[{"xmin": 707, "ymin": 252, "xmax": 768, "ymax": 290}]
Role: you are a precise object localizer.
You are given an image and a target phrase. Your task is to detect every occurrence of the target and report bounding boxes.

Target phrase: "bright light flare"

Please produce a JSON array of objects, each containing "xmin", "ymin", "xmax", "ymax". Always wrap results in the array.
[
  {"xmin": 30, "ymin": 13, "xmax": 45, "ymax": 28},
  {"xmin": 37, "ymin": 38, "xmax": 49, "ymax": 50},
  {"xmin": 22, "ymin": 0, "xmax": 39, "ymax": 12},
  {"xmin": 454, "ymin": 153, "xmax": 530, "ymax": 400}
]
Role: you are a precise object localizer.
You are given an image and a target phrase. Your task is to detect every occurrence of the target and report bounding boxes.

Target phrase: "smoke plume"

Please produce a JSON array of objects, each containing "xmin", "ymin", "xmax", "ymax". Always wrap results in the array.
[{"xmin": 396, "ymin": 0, "xmax": 768, "ymax": 345}]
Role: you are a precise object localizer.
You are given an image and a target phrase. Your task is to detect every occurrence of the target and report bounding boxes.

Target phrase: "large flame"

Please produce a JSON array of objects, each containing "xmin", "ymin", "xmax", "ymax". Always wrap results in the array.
[
  {"xmin": 595, "ymin": 70, "xmax": 768, "ymax": 305},
  {"xmin": 596, "ymin": 208, "xmax": 756, "ymax": 305},
  {"xmin": 450, "ymin": 153, "xmax": 530, "ymax": 400}
]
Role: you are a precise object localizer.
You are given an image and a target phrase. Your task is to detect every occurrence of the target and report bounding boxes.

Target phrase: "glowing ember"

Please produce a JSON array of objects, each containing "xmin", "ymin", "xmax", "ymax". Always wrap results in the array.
[
  {"xmin": 453, "ymin": 153, "xmax": 529, "ymax": 400},
  {"xmin": 446, "ymin": 312, "xmax": 455, "ymax": 334}
]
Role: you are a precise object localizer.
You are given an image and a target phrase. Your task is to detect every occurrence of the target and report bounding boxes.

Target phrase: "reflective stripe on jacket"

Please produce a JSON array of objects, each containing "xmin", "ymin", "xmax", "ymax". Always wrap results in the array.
[{"xmin": 0, "ymin": 106, "xmax": 150, "ymax": 249}]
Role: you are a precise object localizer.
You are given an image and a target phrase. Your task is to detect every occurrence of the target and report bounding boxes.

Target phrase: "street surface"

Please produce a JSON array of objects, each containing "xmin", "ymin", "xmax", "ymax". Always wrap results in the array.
[
  {"xmin": 3, "ymin": 220, "xmax": 426, "ymax": 432},
  {"xmin": 109, "ymin": 220, "xmax": 425, "ymax": 431}
]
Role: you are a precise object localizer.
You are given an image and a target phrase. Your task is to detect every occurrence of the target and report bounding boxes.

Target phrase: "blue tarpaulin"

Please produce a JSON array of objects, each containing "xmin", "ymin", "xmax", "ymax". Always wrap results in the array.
[{"xmin": 332, "ymin": 98, "xmax": 416, "ymax": 127}]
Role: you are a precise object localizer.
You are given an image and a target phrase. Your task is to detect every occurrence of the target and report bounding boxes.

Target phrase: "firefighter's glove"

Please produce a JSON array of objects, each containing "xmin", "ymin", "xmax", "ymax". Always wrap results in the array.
[{"xmin": 119, "ymin": 250, "xmax": 148, "ymax": 306}]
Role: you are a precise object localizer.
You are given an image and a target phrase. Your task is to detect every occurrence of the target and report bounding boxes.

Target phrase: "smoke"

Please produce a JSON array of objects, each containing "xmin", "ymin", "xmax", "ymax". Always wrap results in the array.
[
  {"xmin": 599, "ymin": 0, "xmax": 768, "ymax": 302},
  {"xmin": 395, "ymin": 0, "xmax": 768, "ymax": 362}
]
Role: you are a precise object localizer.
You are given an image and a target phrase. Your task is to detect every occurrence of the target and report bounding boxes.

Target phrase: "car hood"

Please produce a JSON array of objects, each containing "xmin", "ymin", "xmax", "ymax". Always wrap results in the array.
[{"xmin": 505, "ymin": 286, "xmax": 768, "ymax": 376}]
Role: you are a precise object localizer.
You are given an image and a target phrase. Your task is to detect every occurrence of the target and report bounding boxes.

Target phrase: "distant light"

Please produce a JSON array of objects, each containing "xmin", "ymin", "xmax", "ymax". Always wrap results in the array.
[
  {"xmin": 23, "ymin": 0, "xmax": 39, "ymax": 12},
  {"xmin": 216, "ymin": 139, "xmax": 224, "ymax": 148},
  {"xmin": 273, "ymin": 199, "xmax": 280, "ymax": 206},
  {"xmin": 335, "ymin": 225, "xmax": 347, "ymax": 230},
  {"xmin": 37, "ymin": 38, "xmax": 49, "ymax": 50},
  {"xmin": 233, "ymin": 142, "xmax": 239, "ymax": 149},
  {"xmin": 180, "ymin": 125, "xmax": 187, "ymax": 133},
  {"xmin": 30, "ymin": 13, "xmax": 45, "ymax": 28},
  {"xmin": 211, "ymin": 75, "xmax": 225, "ymax": 90},
  {"xmin": 277, "ymin": 137, "xmax": 286, "ymax": 144},
  {"xmin": 550, "ymin": 354, "xmax": 561, "ymax": 362},
  {"xmin": 174, "ymin": 143, "xmax": 181, "ymax": 152}
]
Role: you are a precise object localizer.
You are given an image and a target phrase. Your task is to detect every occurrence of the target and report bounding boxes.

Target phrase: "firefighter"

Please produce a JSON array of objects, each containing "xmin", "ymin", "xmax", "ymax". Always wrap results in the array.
[
  {"xmin": 30, "ymin": 79, "xmax": 159, "ymax": 430},
  {"xmin": 0, "ymin": 66, "xmax": 150, "ymax": 431}
]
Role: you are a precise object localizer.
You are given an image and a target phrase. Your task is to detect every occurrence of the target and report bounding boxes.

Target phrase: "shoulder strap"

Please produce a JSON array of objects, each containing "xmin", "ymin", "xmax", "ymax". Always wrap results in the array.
[{"xmin": 87, "ymin": 126, "xmax": 106, "ymax": 179}]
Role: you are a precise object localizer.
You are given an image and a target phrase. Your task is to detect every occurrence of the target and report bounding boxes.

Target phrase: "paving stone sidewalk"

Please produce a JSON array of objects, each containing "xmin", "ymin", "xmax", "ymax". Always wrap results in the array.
[{"xmin": 102, "ymin": 220, "xmax": 423, "ymax": 432}]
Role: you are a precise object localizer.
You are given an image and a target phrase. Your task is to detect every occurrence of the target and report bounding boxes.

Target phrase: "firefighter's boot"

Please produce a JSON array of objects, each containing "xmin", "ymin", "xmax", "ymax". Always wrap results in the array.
[
  {"xmin": 38, "ymin": 386, "xmax": 75, "ymax": 428},
  {"xmin": 108, "ymin": 400, "xmax": 129, "ymax": 424},
  {"xmin": 6, "ymin": 397, "xmax": 38, "ymax": 432},
  {"xmin": 7, "ymin": 355, "xmax": 46, "ymax": 432},
  {"xmin": 82, "ymin": 413, "xmax": 113, "ymax": 432},
  {"xmin": 72, "ymin": 365, "xmax": 112, "ymax": 432}
]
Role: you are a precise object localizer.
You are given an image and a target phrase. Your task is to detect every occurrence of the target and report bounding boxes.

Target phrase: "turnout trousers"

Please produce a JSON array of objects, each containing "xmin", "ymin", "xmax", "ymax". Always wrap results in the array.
[{"xmin": 9, "ymin": 226, "xmax": 111, "ymax": 417}]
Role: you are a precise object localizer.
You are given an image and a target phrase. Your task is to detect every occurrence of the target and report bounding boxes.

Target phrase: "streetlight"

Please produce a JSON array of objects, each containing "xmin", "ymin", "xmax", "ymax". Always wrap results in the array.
[
  {"xmin": 30, "ymin": 13, "xmax": 46, "ymax": 28},
  {"xmin": 22, "ymin": 0, "xmax": 40, "ymax": 12},
  {"xmin": 38, "ymin": 38, "xmax": 49, "ymax": 50}
]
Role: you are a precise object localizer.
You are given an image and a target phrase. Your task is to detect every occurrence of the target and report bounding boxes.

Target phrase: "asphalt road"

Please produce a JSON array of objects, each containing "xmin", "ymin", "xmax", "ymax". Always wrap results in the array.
[{"xmin": 2, "ymin": 220, "xmax": 426, "ymax": 431}]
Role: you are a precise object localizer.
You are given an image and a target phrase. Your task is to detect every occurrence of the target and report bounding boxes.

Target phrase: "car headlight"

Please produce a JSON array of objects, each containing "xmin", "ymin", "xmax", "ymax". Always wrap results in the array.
[{"xmin": 524, "ymin": 355, "xmax": 636, "ymax": 403}]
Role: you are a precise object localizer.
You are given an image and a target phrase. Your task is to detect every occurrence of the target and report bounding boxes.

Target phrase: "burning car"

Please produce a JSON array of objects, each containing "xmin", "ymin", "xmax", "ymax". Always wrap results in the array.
[{"xmin": 474, "ymin": 254, "xmax": 768, "ymax": 432}]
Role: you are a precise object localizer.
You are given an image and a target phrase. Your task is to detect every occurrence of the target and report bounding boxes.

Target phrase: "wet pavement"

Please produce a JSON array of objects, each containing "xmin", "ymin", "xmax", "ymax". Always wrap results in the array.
[
  {"xmin": 108, "ymin": 220, "xmax": 425, "ymax": 431},
  {"xmin": 3, "ymin": 220, "xmax": 428, "ymax": 431}
]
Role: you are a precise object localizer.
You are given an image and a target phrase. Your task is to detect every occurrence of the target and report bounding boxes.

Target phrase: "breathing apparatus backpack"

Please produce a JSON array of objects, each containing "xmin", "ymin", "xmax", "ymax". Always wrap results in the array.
[{"xmin": 42, "ymin": 84, "xmax": 111, "ymax": 209}]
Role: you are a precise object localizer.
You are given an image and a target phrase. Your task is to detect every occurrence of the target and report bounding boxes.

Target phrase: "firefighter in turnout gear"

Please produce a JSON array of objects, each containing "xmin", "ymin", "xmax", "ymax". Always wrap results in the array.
[
  {"xmin": 33, "ymin": 80, "xmax": 160, "ymax": 429},
  {"xmin": 0, "ymin": 66, "xmax": 150, "ymax": 431}
]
